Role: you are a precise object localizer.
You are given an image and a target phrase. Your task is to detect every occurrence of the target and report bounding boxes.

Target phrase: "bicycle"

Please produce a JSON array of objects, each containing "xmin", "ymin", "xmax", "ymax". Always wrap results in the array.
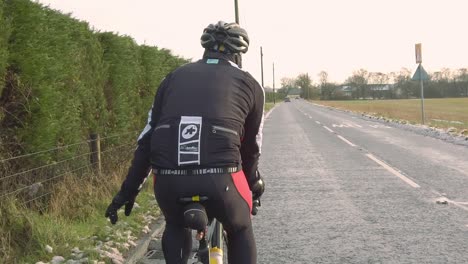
[{"xmin": 179, "ymin": 195, "xmax": 261, "ymax": 264}]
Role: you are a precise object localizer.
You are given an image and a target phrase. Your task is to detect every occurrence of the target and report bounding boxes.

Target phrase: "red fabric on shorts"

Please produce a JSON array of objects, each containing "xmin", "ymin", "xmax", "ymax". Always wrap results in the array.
[{"xmin": 231, "ymin": 170, "xmax": 252, "ymax": 212}]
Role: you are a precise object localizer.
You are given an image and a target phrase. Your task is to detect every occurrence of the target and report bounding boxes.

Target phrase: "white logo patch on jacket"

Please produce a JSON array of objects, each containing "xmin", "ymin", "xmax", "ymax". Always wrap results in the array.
[{"xmin": 178, "ymin": 116, "xmax": 202, "ymax": 165}]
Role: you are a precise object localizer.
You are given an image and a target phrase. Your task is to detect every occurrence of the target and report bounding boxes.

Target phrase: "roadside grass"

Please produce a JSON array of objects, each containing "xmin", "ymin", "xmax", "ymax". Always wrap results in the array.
[
  {"xmin": 265, "ymin": 102, "xmax": 277, "ymax": 113},
  {"xmin": 313, "ymin": 98, "xmax": 468, "ymax": 132},
  {"xmin": 0, "ymin": 163, "xmax": 159, "ymax": 263},
  {"xmin": 0, "ymin": 101, "xmax": 280, "ymax": 263}
]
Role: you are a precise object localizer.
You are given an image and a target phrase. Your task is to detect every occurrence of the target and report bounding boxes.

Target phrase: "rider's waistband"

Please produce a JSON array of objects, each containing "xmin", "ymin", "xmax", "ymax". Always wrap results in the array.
[{"xmin": 153, "ymin": 166, "xmax": 240, "ymax": 176}]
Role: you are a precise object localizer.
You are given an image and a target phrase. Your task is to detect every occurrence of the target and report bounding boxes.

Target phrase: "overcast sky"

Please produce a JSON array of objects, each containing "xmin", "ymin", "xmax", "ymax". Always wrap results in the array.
[{"xmin": 37, "ymin": 0, "xmax": 468, "ymax": 87}]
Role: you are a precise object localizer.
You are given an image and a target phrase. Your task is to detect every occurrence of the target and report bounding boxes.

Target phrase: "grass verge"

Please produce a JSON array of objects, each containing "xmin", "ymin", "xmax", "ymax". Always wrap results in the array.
[
  {"xmin": 265, "ymin": 102, "xmax": 277, "ymax": 113},
  {"xmin": 0, "ymin": 163, "xmax": 159, "ymax": 263},
  {"xmin": 313, "ymin": 98, "xmax": 468, "ymax": 133}
]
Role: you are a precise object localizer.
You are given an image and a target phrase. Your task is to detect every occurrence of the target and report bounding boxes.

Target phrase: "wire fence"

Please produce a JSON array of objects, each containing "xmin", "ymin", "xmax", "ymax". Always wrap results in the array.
[
  {"xmin": 0, "ymin": 131, "xmax": 138, "ymax": 208},
  {"xmin": 0, "ymin": 130, "xmax": 139, "ymax": 163},
  {"xmin": 0, "ymin": 151, "xmax": 97, "ymax": 182}
]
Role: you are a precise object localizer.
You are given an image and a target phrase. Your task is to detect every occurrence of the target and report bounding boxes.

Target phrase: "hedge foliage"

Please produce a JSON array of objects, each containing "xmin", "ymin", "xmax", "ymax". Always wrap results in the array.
[
  {"xmin": 0, "ymin": 0, "xmax": 10, "ymax": 97},
  {"xmin": 0, "ymin": 0, "xmax": 187, "ymax": 162},
  {"xmin": 265, "ymin": 91, "xmax": 286, "ymax": 103}
]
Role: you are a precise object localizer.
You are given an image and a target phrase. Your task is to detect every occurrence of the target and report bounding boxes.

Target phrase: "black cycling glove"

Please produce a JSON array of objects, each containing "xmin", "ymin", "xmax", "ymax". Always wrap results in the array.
[
  {"xmin": 105, "ymin": 192, "xmax": 136, "ymax": 225},
  {"xmin": 250, "ymin": 172, "xmax": 265, "ymax": 201}
]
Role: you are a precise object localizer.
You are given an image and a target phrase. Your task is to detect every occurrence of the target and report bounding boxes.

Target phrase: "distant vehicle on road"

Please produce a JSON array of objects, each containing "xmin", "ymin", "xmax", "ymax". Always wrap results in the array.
[{"xmin": 284, "ymin": 98, "xmax": 291, "ymax": 102}]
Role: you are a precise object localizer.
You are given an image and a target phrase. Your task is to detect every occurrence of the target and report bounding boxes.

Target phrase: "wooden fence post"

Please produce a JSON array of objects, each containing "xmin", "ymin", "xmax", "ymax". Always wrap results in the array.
[{"xmin": 89, "ymin": 133, "xmax": 101, "ymax": 175}]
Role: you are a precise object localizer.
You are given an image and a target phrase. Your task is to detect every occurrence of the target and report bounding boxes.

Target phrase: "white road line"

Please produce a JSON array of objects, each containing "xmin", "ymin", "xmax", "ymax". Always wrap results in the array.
[
  {"xmin": 452, "ymin": 202, "xmax": 468, "ymax": 212},
  {"xmin": 337, "ymin": 135, "xmax": 357, "ymax": 147},
  {"xmin": 323, "ymin": 126, "xmax": 334, "ymax": 133},
  {"xmin": 333, "ymin": 124, "xmax": 351, "ymax": 128},
  {"xmin": 366, "ymin": 154, "xmax": 420, "ymax": 188},
  {"xmin": 315, "ymin": 121, "xmax": 321, "ymax": 124},
  {"xmin": 350, "ymin": 122, "xmax": 363, "ymax": 128}
]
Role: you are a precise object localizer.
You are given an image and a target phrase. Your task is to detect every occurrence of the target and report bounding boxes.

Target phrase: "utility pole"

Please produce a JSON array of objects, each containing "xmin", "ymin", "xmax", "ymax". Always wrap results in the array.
[
  {"xmin": 234, "ymin": 0, "xmax": 239, "ymax": 24},
  {"xmin": 273, "ymin": 62, "xmax": 276, "ymax": 104},
  {"xmin": 234, "ymin": 0, "xmax": 242, "ymax": 68},
  {"xmin": 260, "ymin": 47, "xmax": 264, "ymax": 87}
]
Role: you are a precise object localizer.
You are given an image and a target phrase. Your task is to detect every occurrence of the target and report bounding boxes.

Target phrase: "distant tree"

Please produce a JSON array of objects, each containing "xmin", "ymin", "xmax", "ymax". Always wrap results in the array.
[
  {"xmin": 456, "ymin": 68, "xmax": 468, "ymax": 97},
  {"xmin": 280, "ymin": 77, "xmax": 296, "ymax": 96},
  {"xmin": 296, "ymin": 73, "xmax": 317, "ymax": 99},
  {"xmin": 318, "ymin": 71, "xmax": 338, "ymax": 100},
  {"xmin": 318, "ymin": 71, "xmax": 328, "ymax": 99},
  {"xmin": 345, "ymin": 69, "xmax": 369, "ymax": 99},
  {"xmin": 368, "ymin": 72, "xmax": 389, "ymax": 99},
  {"xmin": 318, "ymin": 71, "xmax": 328, "ymax": 86},
  {"xmin": 393, "ymin": 68, "xmax": 414, "ymax": 99}
]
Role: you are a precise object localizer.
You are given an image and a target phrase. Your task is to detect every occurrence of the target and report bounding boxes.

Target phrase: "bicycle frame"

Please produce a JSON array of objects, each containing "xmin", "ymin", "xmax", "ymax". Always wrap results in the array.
[
  {"xmin": 179, "ymin": 195, "xmax": 227, "ymax": 264},
  {"xmin": 181, "ymin": 196, "xmax": 260, "ymax": 264},
  {"xmin": 195, "ymin": 218, "xmax": 226, "ymax": 264}
]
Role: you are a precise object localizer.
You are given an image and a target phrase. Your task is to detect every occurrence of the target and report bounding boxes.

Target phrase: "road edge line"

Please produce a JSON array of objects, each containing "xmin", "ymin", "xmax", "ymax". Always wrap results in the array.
[
  {"xmin": 323, "ymin": 126, "xmax": 334, "ymax": 133},
  {"xmin": 337, "ymin": 135, "xmax": 357, "ymax": 147},
  {"xmin": 366, "ymin": 154, "xmax": 420, "ymax": 188}
]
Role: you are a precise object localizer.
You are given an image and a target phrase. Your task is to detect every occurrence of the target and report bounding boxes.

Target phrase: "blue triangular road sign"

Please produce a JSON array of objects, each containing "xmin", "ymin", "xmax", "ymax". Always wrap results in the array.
[{"xmin": 412, "ymin": 64, "xmax": 429, "ymax": 81}]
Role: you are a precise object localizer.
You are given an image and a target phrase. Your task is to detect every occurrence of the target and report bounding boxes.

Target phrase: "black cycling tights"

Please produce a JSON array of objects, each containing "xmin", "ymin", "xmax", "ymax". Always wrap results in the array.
[
  {"xmin": 154, "ymin": 172, "xmax": 257, "ymax": 264},
  {"xmin": 161, "ymin": 224, "xmax": 192, "ymax": 264}
]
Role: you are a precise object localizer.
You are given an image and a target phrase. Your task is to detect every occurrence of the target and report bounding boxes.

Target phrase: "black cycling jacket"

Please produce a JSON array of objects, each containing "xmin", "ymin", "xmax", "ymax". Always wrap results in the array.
[{"xmin": 118, "ymin": 51, "xmax": 264, "ymax": 199}]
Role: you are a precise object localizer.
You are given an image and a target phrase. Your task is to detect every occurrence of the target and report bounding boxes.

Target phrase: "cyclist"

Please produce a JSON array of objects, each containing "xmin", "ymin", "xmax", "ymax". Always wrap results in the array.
[{"xmin": 105, "ymin": 21, "xmax": 265, "ymax": 264}]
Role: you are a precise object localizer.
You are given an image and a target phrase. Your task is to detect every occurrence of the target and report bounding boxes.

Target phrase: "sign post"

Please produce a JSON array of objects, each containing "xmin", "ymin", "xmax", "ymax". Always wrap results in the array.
[{"xmin": 413, "ymin": 43, "xmax": 426, "ymax": 124}]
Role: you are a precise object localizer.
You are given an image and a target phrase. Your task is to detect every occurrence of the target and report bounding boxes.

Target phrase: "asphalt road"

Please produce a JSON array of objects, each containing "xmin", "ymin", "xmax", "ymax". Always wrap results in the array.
[
  {"xmin": 254, "ymin": 100, "xmax": 468, "ymax": 263},
  {"xmin": 139, "ymin": 99, "xmax": 468, "ymax": 263}
]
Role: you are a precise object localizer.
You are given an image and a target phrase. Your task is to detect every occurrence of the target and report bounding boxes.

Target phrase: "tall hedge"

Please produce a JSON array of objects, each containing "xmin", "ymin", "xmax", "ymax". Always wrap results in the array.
[
  {"xmin": 138, "ymin": 45, "xmax": 187, "ymax": 122},
  {"xmin": 0, "ymin": 0, "xmax": 10, "ymax": 98},
  {"xmin": 4, "ymin": 0, "xmax": 107, "ymax": 161},
  {"xmin": 0, "ymin": 0, "xmax": 187, "ymax": 163},
  {"xmin": 99, "ymin": 32, "xmax": 143, "ymax": 136}
]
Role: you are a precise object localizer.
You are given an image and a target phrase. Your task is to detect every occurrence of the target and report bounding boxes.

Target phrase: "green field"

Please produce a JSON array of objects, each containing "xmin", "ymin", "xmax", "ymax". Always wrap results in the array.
[{"xmin": 314, "ymin": 98, "xmax": 468, "ymax": 132}]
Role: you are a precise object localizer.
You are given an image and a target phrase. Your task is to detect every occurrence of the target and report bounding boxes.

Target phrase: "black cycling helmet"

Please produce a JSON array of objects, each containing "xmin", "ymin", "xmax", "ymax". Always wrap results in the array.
[{"xmin": 201, "ymin": 21, "xmax": 249, "ymax": 54}]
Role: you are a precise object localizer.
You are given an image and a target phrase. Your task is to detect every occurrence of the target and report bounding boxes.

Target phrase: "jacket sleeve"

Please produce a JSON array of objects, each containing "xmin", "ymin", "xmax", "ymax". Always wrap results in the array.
[
  {"xmin": 118, "ymin": 75, "xmax": 171, "ymax": 199},
  {"xmin": 240, "ymin": 78, "xmax": 265, "ymax": 189}
]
